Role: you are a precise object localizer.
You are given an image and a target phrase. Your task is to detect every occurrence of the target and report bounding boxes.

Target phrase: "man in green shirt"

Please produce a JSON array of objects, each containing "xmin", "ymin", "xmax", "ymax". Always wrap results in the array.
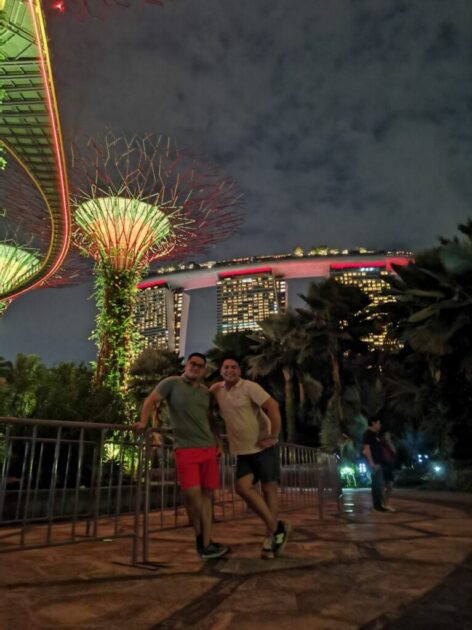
[{"xmin": 135, "ymin": 353, "xmax": 230, "ymax": 559}]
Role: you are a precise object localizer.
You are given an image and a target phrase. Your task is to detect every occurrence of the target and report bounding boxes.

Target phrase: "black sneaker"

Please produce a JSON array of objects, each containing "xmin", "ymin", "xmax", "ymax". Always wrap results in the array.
[
  {"xmin": 196, "ymin": 535, "xmax": 204, "ymax": 554},
  {"xmin": 200, "ymin": 541, "xmax": 230, "ymax": 559},
  {"xmin": 272, "ymin": 520, "xmax": 291, "ymax": 557},
  {"xmin": 374, "ymin": 506, "xmax": 389, "ymax": 512}
]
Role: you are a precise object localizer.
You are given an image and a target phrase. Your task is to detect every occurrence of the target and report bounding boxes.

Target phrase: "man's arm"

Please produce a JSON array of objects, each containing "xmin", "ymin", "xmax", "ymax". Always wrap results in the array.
[
  {"xmin": 208, "ymin": 384, "xmax": 224, "ymax": 455},
  {"xmin": 259, "ymin": 396, "xmax": 282, "ymax": 447},
  {"xmin": 133, "ymin": 388, "xmax": 163, "ymax": 432},
  {"xmin": 363, "ymin": 444, "xmax": 379, "ymax": 469}
]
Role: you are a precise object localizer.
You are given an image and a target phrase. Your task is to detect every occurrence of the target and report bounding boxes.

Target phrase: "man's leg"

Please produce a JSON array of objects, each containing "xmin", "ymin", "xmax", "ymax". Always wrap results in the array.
[
  {"xmin": 261, "ymin": 481, "xmax": 279, "ymax": 528},
  {"xmin": 201, "ymin": 487, "xmax": 213, "ymax": 547},
  {"xmin": 183, "ymin": 486, "xmax": 207, "ymax": 543},
  {"xmin": 371, "ymin": 467, "xmax": 385, "ymax": 510},
  {"xmin": 236, "ymin": 474, "xmax": 278, "ymax": 534}
]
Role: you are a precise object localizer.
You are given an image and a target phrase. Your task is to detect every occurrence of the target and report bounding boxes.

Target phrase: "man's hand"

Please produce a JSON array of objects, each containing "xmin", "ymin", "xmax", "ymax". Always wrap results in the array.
[
  {"xmin": 216, "ymin": 443, "xmax": 224, "ymax": 459},
  {"xmin": 132, "ymin": 422, "xmax": 146, "ymax": 433},
  {"xmin": 257, "ymin": 437, "xmax": 278, "ymax": 449}
]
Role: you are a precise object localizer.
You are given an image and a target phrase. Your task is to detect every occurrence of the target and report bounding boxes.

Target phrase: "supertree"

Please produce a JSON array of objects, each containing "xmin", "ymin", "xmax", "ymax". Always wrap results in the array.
[
  {"xmin": 0, "ymin": 241, "xmax": 41, "ymax": 315},
  {"xmin": 69, "ymin": 132, "xmax": 244, "ymax": 396}
]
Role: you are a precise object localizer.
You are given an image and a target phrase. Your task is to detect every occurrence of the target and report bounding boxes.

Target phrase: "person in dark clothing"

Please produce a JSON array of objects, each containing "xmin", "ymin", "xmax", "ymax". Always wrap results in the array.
[
  {"xmin": 379, "ymin": 430, "xmax": 396, "ymax": 512},
  {"xmin": 362, "ymin": 419, "xmax": 389, "ymax": 512}
]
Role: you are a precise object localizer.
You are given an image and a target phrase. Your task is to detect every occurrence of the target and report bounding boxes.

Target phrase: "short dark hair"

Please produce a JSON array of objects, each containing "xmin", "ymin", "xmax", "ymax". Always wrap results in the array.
[
  {"xmin": 367, "ymin": 417, "xmax": 380, "ymax": 427},
  {"xmin": 219, "ymin": 355, "xmax": 240, "ymax": 368},
  {"xmin": 187, "ymin": 352, "xmax": 207, "ymax": 364}
]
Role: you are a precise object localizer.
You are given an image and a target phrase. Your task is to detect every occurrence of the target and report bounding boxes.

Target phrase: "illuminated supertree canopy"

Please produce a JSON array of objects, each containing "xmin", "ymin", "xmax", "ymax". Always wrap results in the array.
[
  {"xmin": 0, "ymin": 154, "xmax": 86, "ymax": 290},
  {"xmin": 74, "ymin": 197, "xmax": 174, "ymax": 272},
  {"xmin": 69, "ymin": 132, "xmax": 244, "ymax": 397},
  {"xmin": 0, "ymin": 242, "xmax": 40, "ymax": 315}
]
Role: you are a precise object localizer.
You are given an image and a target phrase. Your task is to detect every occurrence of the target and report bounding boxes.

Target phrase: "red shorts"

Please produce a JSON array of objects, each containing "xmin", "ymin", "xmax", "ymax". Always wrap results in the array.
[{"xmin": 174, "ymin": 446, "xmax": 220, "ymax": 490}]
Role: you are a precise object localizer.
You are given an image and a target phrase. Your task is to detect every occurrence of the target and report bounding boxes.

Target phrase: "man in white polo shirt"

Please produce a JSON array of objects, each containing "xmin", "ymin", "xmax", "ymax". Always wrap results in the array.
[{"xmin": 210, "ymin": 356, "xmax": 291, "ymax": 559}]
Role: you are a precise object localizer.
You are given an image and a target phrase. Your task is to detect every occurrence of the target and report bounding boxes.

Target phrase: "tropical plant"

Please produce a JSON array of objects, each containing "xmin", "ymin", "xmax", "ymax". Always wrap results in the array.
[
  {"xmin": 205, "ymin": 331, "xmax": 254, "ymax": 377},
  {"xmin": 129, "ymin": 347, "xmax": 183, "ymax": 403},
  {"xmin": 248, "ymin": 309, "xmax": 310, "ymax": 442},
  {"xmin": 379, "ymin": 220, "xmax": 472, "ymax": 458},
  {"xmin": 295, "ymin": 280, "xmax": 376, "ymax": 451}
]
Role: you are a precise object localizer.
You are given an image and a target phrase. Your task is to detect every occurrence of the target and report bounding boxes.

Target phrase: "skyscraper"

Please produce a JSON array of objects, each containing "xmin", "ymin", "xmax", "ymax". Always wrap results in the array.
[
  {"xmin": 134, "ymin": 282, "xmax": 187, "ymax": 353},
  {"xmin": 134, "ymin": 250, "xmax": 411, "ymax": 355},
  {"xmin": 330, "ymin": 264, "xmax": 396, "ymax": 349},
  {"xmin": 216, "ymin": 269, "xmax": 287, "ymax": 334}
]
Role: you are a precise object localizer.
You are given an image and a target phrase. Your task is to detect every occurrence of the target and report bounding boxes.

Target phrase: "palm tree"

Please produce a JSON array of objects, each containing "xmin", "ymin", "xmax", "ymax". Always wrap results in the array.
[
  {"xmin": 296, "ymin": 280, "xmax": 375, "ymax": 451},
  {"xmin": 206, "ymin": 331, "xmax": 254, "ymax": 378},
  {"xmin": 379, "ymin": 219, "xmax": 472, "ymax": 458},
  {"xmin": 248, "ymin": 310, "xmax": 306, "ymax": 442}
]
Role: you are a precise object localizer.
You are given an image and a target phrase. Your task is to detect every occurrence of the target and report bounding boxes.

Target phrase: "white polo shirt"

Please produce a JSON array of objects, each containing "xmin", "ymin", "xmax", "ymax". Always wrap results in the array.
[{"xmin": 213, "ymin": 379, "xmax": 273, "ymax": 456}]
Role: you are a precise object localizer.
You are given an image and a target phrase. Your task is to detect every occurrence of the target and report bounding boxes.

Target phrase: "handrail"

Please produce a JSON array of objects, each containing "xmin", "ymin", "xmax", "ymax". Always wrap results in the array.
[{"xmin": 0, "ymin": 416, "xmax": 131, "ymax": 431}]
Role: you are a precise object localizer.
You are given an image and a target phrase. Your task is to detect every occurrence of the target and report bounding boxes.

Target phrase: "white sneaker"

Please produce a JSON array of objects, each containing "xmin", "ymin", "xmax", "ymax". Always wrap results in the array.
[
  {"xmin": 384, "ymin": 506, "xmax": 396, "ymax": 512},
  {"xmin": 261, "ymin": 536, "xmax": 275, "ymax": 559}
]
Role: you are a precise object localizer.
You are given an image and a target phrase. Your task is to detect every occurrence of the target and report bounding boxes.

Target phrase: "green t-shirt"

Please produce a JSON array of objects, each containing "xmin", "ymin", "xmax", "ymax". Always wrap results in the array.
[{"xmin": 156, "ymin": 376, "xmax": 215, "ymax": 448}]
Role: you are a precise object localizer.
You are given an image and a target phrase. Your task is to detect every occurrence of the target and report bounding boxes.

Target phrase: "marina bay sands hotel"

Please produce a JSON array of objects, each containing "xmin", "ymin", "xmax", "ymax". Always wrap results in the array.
[{"xmin": 134, "ymin": 248, "xmax": 412, "ymax": 356}]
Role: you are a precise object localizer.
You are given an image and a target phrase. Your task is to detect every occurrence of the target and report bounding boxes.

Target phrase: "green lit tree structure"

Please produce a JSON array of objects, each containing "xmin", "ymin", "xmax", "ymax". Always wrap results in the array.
[
  {"xmin": 0, "ymin": 154, "xmax": 85, "ymax": 292},
  {"xmin": 70, "ymin": 132, "xmax": 243, "ymax": 396},
  {"xmin": 0, "ymin": 242, "xmax": 40, "ymax": 315}
]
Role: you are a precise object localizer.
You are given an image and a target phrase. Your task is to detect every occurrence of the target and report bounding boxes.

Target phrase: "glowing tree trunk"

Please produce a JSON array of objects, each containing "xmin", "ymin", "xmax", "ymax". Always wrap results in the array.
[{"xmin": 93, "ymin": 265, "xmax": 140, "ymax": 394}]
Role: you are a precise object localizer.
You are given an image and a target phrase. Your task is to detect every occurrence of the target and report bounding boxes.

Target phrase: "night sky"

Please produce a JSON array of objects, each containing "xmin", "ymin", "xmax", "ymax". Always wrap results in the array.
[{"xmin": 1, "ymin": 0, "xmax": 471, "ymax": 364}]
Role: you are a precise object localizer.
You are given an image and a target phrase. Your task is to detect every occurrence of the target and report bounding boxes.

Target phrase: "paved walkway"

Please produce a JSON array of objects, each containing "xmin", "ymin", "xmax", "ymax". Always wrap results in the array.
[{"xmin": 0, "ymin": 489, "xmax": 471, "ymax": 629}]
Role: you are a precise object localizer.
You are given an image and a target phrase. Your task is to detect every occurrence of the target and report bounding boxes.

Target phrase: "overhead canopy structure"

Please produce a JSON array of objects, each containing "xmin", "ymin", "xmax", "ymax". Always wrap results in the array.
[{"xmin": 0, "ymin": 0, "xmax": 70, "ymax": 300}]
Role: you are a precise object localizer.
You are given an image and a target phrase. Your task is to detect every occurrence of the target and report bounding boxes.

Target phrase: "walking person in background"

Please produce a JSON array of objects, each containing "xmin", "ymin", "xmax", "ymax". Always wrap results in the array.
[
  {"xmin": 380, "ymin": 430, "xmax": 397, "ymax": 512},
  {"xmin": 210, "ymin": 356, "xmax": 291, "ymax": 559},
  {"xmin": 362, "ymin": 418, "xmax": 389, "ymax": 512},
  {"xmin": 134, "ymin": 353, "xmax": 230, "ymax": 560}
]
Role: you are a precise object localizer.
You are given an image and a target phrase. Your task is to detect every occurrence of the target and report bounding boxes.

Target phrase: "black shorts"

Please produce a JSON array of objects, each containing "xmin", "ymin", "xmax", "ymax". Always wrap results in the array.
[
  {"xmin": 236, "ymin": 446, "xmax": 280, "ymax": 485},
  {"xmin": 382, "ymin": 464, "xmax": 395, "ymax": 483}
]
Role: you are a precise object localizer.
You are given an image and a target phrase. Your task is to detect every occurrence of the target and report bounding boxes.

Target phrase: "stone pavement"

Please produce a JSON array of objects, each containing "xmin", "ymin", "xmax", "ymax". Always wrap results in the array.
[{"xmin": 0, "ymin": 489, "xmax": 471, "ymax": 629}]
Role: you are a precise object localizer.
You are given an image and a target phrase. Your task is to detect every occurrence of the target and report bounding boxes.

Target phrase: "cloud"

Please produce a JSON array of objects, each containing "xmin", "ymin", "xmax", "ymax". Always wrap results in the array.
[{"xmin": 4, "ymin": 0, "xmax": 470, "ymax": 363}]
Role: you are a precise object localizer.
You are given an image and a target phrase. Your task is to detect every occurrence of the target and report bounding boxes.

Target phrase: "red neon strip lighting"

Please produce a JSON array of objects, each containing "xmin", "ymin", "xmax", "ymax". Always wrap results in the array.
[
  {"xmin": 137, "ymin": 279, "xmax": 167, "ymax": 289},
  {"xmin": 330, "ymin": 257, "xmax": 411, "ymax": 272},
  {"xmin": 219, "ymin": 267, "xmax": 272, "ymax": 279},
  {"xmin": 9, "ymin": 0, "xmax": 70, "ymax": 300}
]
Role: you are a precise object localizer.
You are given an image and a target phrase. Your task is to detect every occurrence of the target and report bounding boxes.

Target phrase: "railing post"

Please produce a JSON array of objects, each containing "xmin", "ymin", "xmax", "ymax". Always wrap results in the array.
[
  {"xmin": 315, "ymin": 452, "xmax": 324, "ymax": 520},
  {"xmin": 142, "ymin": 428, "xmax": 152, "ymax": 564},
  {"xmin": 0, "ymin": 426, "xmax": 12, "ymax": 522},
  {"xmin": 20, "ymin": 425, "xmax": 38, "ymax": 547},
  {"xmin": 131, "ymin": 431, "xmax": 144, "ymax": 565},
  {"xmin": 46, "ymin": 426, "xmax": 62, "ymax": 544}
]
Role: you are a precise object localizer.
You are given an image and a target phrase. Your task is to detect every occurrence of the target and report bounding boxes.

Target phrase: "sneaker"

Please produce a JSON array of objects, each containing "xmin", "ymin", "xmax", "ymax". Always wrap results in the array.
[
  {"xmin": 196, "ymin": 535, "xmax": 204, "ymax": 554},
  {"xmin": 384, "ymin": 506, "xmax": 396, "ymax": 512},
  {"xmin": 272, "ymin": 520, "xmax": 291, "ymax": 557},
  {"xmin": 260, "ymin": 536, "xmax": 275, "ymax": 559},
  {"xmin": 374, "ymin": 506, "xmax": 389, "ymax": 512},
  {"xmin": 200, "ymin": 541, "xmax": 230, "ymax": 560}
]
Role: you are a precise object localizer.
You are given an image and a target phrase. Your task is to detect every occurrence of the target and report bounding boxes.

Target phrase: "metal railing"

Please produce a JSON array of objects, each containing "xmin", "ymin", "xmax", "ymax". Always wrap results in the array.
[
  {"xmin": 0, "ymin": 417, "xmax": 342, "ymax": 563},
  {"xmin": 0, "ymin": 417, "xmax": 142, "ymax": 553}
]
